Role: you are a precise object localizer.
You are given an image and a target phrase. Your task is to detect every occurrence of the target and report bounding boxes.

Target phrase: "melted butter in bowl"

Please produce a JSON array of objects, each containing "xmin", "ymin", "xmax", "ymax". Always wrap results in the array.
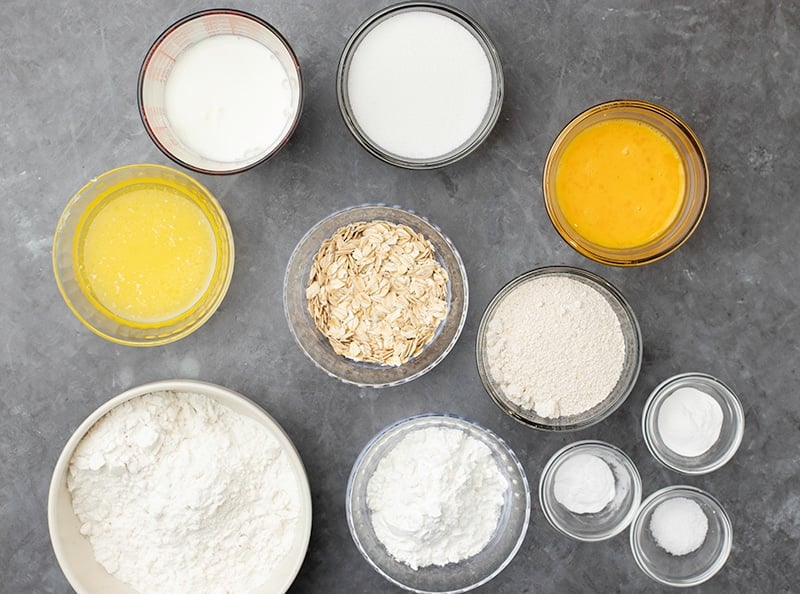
[{"xmin": 53, "ymin": 164, "xmax": 234, "ymax": 346}]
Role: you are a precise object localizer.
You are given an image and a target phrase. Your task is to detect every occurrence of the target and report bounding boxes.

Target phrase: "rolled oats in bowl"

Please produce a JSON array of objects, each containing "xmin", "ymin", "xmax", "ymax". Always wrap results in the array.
[
  {"xmin": 284, "ymin": 204, "xmax": 468, "ymax": 388},
  {"xmin": 306, "ymin": 220, "xmax": 448, "ymax": 367}
]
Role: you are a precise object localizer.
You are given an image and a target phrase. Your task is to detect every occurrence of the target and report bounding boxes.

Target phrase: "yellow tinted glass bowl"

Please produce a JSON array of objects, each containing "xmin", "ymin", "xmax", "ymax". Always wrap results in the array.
[{"xmin": 52, "ymin": 164, "xmax": 234, "ymax": 346}]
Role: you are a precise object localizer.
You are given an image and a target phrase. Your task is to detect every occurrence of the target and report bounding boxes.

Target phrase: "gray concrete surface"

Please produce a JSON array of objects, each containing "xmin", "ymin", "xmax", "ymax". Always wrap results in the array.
[{"xmin": 1, "ymin": 0, "xmax": 798, "ymax": 592}]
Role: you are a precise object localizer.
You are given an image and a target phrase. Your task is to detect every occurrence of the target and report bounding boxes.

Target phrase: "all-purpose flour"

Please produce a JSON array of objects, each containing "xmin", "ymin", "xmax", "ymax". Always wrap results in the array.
[
  {"xmin": 366, "ymin": 425, "xmax": 508, "ymax": 570},
  {"xmin": 67, "ymin": 391, "xmax": 301, "ymax": 594}
]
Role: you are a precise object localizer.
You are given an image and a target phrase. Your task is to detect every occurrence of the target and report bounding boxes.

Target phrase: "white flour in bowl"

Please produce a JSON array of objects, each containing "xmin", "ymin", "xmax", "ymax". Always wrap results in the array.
[
  {"xmin": 366, "ymin": 425, "xmax": 508, "ymax": 569},
  {"xmin": 67, "ymin": 391, "xmax": 301, "ymax": 594}
]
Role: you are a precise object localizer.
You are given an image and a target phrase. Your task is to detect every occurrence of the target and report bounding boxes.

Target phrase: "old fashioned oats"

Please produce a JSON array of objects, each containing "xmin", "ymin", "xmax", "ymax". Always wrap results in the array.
[{"xmin": 306, "ymin": 220, "xmax": 449, "ymax": 366}]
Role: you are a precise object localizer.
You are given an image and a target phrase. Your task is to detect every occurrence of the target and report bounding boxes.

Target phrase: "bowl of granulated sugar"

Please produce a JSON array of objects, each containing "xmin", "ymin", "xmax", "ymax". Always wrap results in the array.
[
  {"xmin": 476, "ymin": 266, "xmax": 642, "ymax": 431},
  {"xmin": 48, "ymin": 380, "xmax": 312, "ymax": 594}
]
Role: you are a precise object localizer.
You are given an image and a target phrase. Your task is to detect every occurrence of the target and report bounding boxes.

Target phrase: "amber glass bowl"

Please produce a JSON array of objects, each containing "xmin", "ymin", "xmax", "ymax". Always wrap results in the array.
[{"xmin": 543, "ymin": 100, "xmax": 708, "ymax": 266}]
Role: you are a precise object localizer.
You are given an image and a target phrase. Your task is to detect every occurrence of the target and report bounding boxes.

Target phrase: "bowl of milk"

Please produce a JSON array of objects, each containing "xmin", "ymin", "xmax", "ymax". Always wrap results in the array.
[
  {"xmin": 337, "ymin": 1, "xmax": 503, "ymax": 169},
  {"xmin": 138, "ymin": 9, "xmax": 303, "ymax": 175}
]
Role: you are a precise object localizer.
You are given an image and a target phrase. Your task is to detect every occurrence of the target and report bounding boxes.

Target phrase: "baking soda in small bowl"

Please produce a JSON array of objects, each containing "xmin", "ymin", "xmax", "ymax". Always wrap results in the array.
[
  {"xmin": 553, "ymin": 453, "xmax": 616, "ymax": 514},
  {"xmin": 539, "ymin": 440, "xmax": 642, "ymax": 542},
  {"xmin": 657, "ymin": 386, "xmax": 723, "ymax": 457}
]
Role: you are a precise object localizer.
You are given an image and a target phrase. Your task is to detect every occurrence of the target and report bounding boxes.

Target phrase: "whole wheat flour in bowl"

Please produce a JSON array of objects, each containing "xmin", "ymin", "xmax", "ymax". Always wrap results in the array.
[{"xmin": 477, "ymin": 266, "xmax": 641, "ymax": 431}]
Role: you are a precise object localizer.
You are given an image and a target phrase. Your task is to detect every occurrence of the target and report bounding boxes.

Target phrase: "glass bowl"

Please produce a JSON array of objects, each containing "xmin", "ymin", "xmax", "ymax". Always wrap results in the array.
[
  {"xmin": 336, "ymin": 1, "xmax": 503, "ymax": 169},
  {"xmin": 476, "ymin": 266, "xmax": 642, "ymax": 431},
  {"xmin": 284, "ymin": 204, "xmax": 468, "ymax": 388},
  {"xmin": 630, "ymin": 485, "xmax": 732, "ymax": 587},
  {"xmin": 346, "ymin": 413, "xmax": 530, "ymax": 593},
  {"xmin": 48, "ymin": 379, "xmax": 313, "ymax": 594},
  {"xmin": 539, "ymin": 440, "xmax": 642, "ymax": 542},
  {"xmin": 543, "ymin": 100, "xmax": 709, "ymax": 266},
  {"xmin": 642, "ymin": 372, "xmax": 745, "ymax": 475},
  {"xmin": 52, "ymin": 164, "xmax": 234, "ymax": 346},
  {"xmin": 138, "ymin": 9, "xmax": 303, "ymax": 175}
]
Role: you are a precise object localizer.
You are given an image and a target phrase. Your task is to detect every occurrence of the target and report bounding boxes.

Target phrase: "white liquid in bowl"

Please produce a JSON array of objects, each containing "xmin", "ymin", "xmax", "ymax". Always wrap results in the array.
[
  {"xmin": 346, "ymin": 10, "xmax": 493, "ymax": 160},
  {"xmin": 165, "ymin": 35, "xmax": 295, "ymax": 163}
]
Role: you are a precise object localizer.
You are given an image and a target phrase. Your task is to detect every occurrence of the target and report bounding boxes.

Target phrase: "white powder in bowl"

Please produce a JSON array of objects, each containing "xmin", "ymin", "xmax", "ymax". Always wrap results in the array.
[
  {"xmin": 67, "ymin": 391, "xmax": 301, "ymax": 594},
  {"xmin": 553, "ymin": 453, "xmax": 616, "ymax": 514},
  {"xmin": 657, "ymin": 386, "xmax": 724, "ymax": 457},
  {"xmin": 366, "ymin": 425, "xmax": 508, "ymax": 570},
  {"xmin": 649, "ymin": 497, "xmax": 708, "ymax": 556},
  {"xmin": 484, "ymin": 274, "xmax": 626, "ymax": 418}
]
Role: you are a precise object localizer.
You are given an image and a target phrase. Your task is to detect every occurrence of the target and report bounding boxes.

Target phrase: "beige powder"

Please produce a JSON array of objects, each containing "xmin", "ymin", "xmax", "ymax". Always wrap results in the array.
[{"xmin": 484, "ymin": 275, "xmax": 625, "ymax": 418}]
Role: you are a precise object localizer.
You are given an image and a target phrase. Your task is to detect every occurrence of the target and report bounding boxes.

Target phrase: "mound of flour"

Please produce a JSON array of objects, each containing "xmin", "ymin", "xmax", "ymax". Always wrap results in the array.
[
  {"xmin": 68, "ymin": 391, "xmax": 300, "ymax": 594},
  {"xmin": 366, "ymin": 426, "xmax": 508, "ymax": 569},
  {"xmin": 484, "ymin": 275, "xmax": 626, "ymax": 418}
]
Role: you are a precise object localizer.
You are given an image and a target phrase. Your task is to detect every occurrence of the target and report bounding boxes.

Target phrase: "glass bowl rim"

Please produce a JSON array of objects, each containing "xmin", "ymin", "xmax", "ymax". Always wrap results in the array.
[
  {"xmin": 283, "ymin": 203, "xmax": 469, "ymax": 388},
  {"xmin": 345, "ymin": 412, "xmax": 531, "ymax": 594},
  {"xmin": 335, "ymin": 0, "xmax": 504, "ymax": 170},
  {"xmin": 52, "ymin": 163, "xmax": 235, "ymax": 347},
  {"xmin": 476, "ymin": 265, "xmax": 643, "ymax": 431},
  {"xmin": 629, "ymin": 484, "xmax": 733, "ymax": 588},
  {"xmin": 538, "ymin": 439, "xmax": 643, "ymax": 542},
  {"xmin": 542, "ymin": 98, "xmax": 709, "ymax": 266},
  {"xmin": 137, "ymin": 8, "xmax": 304, "ymax": 176},
  {"xmin": 642, "ymin": 372, "xmax": 745, "ymax": 475}
]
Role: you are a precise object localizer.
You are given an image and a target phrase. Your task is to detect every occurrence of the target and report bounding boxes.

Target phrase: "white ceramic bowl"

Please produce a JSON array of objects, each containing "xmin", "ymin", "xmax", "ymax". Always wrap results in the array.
[{"xmin": 48, "ymin": 379, "xmax": 312, "ymax": 594}]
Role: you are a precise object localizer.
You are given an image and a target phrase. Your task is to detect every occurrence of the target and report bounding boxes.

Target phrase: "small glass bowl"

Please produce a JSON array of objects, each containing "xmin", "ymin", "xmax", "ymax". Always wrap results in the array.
[
  {"xmin": 48, "ymin": 379, "xmax": 313, "ymax": 594},
  {"xmin": 642, "ymin": 372, "xmax": 745, "ymax": 475},
  {"xmin": 630, "ymin": 485, "xmax": 732, "ymax": 587},
  {"xmin": 346, "ymin": 413, "xmax": 530, "ymax": 593},
  {"xmin": 138, "ymin": 9, "xmax": 303, "ymax": 175},
  {"xmin": 336, "ymin": 1, "xmax": 503, "ymax": 169},
  {"xmin": 52, "ymin": 164, "xmax": 234, "ymax": 346},
  {"xmin": 543, "ymin": 100, "xmax": 709, "ymax": 266},
  {"xmin": 476, "ymin": 266, "xmax": 642, "ymax": 431},
  {"xmin": 539, "ymin": 440, "xmax": 642, "ymax": 542},
  {"xmin": 284, "ymin": 204, "xmax": 468, "ymax": 388}
]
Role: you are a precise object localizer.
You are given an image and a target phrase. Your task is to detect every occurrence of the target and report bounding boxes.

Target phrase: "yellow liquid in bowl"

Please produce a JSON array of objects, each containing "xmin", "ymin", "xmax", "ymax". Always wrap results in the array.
[
  {"xmin": 555, "ymin": 118, "xmax": 686, "ymax": 249},
  {"xmin": 75, "ymin": 181, "xmax": 217, "ymax": 325}
]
